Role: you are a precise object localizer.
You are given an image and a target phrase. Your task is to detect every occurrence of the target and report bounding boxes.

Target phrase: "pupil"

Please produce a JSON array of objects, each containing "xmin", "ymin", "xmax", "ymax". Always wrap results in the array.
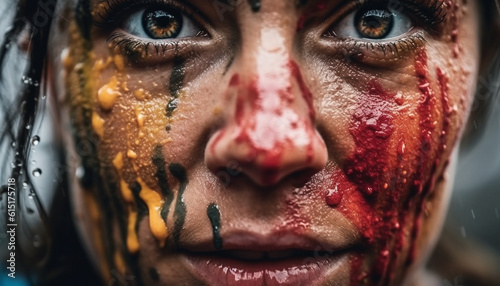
[
  {"xmin": 143, "ymin": 7, "xmax": 183, "ymax": 39},
  {"xmin": 154, "ymin": 10, "xmax": 176, "ymax": 27},
  {"xmin": 355, "ymin": 8, "xmax": 394, "ymax": 39}
]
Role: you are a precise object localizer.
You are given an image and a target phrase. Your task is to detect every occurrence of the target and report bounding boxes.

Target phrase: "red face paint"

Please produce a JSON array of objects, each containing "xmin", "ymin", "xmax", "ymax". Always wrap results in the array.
[
  {"xmin": 213, "ymin": 56, "xmax": 324, "ymax": 184},
  {"xmin": 344, "ymin": 80, "xmax": 395, "ymax": 197},
  {"xmin": 321, "ymin": 50, "xmax": 455, "ymax": 285}
]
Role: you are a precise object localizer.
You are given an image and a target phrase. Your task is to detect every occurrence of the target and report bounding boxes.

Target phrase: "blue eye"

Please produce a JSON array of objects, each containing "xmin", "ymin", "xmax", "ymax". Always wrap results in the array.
[
  {"xmin": 123, "ymin": 6, "xmax": 201, "ymax": 40},
  {"xmin": 335, "ymin": 6, "xmax": 413, "ymax": 40}
]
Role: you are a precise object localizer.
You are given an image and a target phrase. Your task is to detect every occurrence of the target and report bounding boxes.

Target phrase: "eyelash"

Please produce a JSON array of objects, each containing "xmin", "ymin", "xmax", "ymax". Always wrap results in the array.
[
  {"xmin": 322, "ymin": 0, "xmax": 446, "ymax": 59},
  {"xmin": 93, "ymin": 0, "xmax": 208, "ymax": 58}
]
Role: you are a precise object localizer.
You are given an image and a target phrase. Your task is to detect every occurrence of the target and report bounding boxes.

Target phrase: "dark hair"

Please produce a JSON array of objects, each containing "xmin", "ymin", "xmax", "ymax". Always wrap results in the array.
[
  {"xmin": 0, "ymin": 0, "xmax": 499, "ymax": 285},
  {"xmin": 0, "ymin": 0, "xmax": 99, "ymax": 284}
]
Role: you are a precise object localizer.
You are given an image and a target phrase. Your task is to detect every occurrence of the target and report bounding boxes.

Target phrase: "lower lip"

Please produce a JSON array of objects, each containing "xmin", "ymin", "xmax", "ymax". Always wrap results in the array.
[{"xmin": 183, "ymin": 251, "xmax": 349, "ymax": 286}]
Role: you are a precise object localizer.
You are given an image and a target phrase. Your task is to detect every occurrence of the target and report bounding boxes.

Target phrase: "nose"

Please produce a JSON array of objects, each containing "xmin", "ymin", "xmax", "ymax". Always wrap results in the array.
[{"xmin": 205, "ymin": 28, "xmax": 327, "ymax": 186}]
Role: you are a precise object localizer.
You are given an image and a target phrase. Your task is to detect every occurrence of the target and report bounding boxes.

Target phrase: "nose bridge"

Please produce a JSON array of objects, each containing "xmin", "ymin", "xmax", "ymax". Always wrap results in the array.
[
  {"xmin": 205, "ymin": 26, "xmax": 327, "ymax": 186},
  {"xmin": 239, "ymin": 28, "xmax": 314, "ymax": 152}
]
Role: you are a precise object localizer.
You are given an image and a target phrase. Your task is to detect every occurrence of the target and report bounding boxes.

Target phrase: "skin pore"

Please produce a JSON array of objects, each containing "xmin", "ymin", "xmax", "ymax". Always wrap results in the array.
[{"xmin": 47, "ymin": 0, "xmax": 480, "ymax": 285}]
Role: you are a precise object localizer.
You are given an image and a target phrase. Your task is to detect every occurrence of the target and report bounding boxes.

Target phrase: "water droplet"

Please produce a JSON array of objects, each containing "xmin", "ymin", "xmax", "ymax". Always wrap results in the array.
[
  {"xmin": 25, "ymin": 124, "xmax": 31, "ymax": 130},
  {"xmin": 11, "ymin": 142, "xmax": 16, "ymax": 148},
  {"xmin": 32, "ymin": 168, "xmax": 42, "ymax": 177},
  {"xmin": 27, "ymin": 208, "xmax": 34, "ymax": 214},
  {"xmin": 31, "ymin": 135, "xmax": 40, "ymax": 146},
  {"xmin": 31, "ymin": 160, "xmax": 36, "ymax": 165},
  {"xmin": 10, "ymin": 162, "xmax": 15, "ymax": 168},
  {"xmin": 76, "ymin": 166, "xmax": 85, "ymax": 179},
  {"xmin": 21, "ymin": 76, "xmax": 39, "ymax": 86},
  {"xmin": 22, "ymin": 181, "xmax": 28, "ymax": 187}
]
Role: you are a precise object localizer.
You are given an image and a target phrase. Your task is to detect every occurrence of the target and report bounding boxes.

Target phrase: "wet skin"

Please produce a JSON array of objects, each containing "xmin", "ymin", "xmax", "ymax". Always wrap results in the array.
[{"xmin": 48, "ymin": 0, "xmax": 479, "ymax": 285}]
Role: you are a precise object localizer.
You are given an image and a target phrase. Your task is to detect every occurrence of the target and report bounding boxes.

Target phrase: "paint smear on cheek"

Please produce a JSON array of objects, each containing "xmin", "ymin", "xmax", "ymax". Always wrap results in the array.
[
  {"xmin": 323, "ymin": 80, "xmax": 423, "ymax": 285},
  {"xmin": 343, "ymin": 80, "xmax": 395, "ymax": 197},
  {"xmin": 92, "ymin": 112, "xmax": 105, "ymax": 138},
  {"xmin": 97, "ymin": 75, "xmax": 121, "ymax": 110},
  {"xmin": 137, "ymin": 177, "xmax": 168, "ymax": 247},
  {"xmin": 112, "ymin": 152, "xmax": 140, "ymax": 253},
  {"xmin": 343, "ymin": 80, "xmax": 396, "ymax": 283},
  {"xmin": 95, "ymin": 54, "xmax": 126, "ymax": 112}
]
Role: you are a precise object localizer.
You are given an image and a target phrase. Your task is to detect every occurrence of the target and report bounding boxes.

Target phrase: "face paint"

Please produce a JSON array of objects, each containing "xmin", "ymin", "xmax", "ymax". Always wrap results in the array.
[
  {"xmin": 344, "ymin": 81, "xmax": 395, "ymax": 197},
  {"xmin": 207, "ymin": 203, "xmax": 223, "ymax": 250},
  {"xmin": 166, "ymin": 56, "xmax": 185, "ymax": 127},
  {"xmin": 151, "ymin": 146, "xmax": 174, "ymax": 223},
  {"xmin": 170, "ymin": 163, "xmax": 188, "ymax": 247},
  {"xmin": 56, "ymin": 0, "xmax": 480, "ymax": 284}
]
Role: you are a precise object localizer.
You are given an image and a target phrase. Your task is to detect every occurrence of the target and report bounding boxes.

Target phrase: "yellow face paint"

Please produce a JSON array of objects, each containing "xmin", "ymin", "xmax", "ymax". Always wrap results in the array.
[
  {"xmin": 112, "ymin": 152, "xmax": 140, "ymax": 253},
  {"xmin": 137, "ymin": 177, "xmax": 168, "ymax": 247},
  {"xmin": 91, "ymin": 112, "xmax": 105, "ymax": 138},
  {"xmin": 97, "ymin": 76, "xmax": 121, "ymax": 111}
]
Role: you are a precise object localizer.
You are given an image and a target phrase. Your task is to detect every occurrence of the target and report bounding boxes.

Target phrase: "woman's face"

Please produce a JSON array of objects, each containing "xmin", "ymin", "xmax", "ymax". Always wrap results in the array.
[{"xmin": 50, "ymin": 0, "xmax": 480, "ymax": 285}]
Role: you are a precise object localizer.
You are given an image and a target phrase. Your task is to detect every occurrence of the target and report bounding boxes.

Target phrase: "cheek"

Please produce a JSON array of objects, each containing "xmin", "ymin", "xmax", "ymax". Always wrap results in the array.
[{"xmin": 315, "ymin": 47, "xmax": 469, "ymax": 284}]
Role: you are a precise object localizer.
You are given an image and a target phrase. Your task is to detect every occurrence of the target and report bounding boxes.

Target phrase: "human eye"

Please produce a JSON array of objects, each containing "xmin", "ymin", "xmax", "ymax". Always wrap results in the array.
[
  {"xmin": 322, "ymin": 0, "xmax": 446, "ymax": 63},
  {"xmin": 123, "ymin": 6, "xmax": 201, "ymax": 40},
  {"xmin": 92, "ymin": 0, "xmax": 209, "ymax": 61},
  {"xmin": 335, "ymin": 6, "xmax": 413, "ymax": 40}
]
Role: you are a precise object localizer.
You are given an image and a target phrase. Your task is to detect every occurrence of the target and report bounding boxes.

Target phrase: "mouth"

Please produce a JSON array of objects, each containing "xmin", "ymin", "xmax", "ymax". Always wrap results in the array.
[{"xmin": 181, "ymin": 232, "xmax": 356, "ymax": 286}]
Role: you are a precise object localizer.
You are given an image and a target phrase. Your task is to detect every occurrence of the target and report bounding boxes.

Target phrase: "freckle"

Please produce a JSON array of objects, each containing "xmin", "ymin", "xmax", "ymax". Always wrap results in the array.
[
  {"xmin": 212, "ymin": 106, "xmax": 222, "ymax": 116},
  {"xmin": 97, "ymin": 76, "xmax": 121, "ymax": 110},
  {"xmin": 127, "ymin": 150, "xmax": 137, "ymax": 159}
]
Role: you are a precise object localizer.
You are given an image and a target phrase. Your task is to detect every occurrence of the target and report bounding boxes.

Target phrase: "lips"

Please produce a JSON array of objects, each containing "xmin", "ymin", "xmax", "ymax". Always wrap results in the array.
[{"xmin": 181, "ymin": 231, "xmax": 356, "ymax": 286}]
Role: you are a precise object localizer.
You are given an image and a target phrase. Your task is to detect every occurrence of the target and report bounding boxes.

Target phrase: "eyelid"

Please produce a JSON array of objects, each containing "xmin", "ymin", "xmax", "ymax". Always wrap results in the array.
[
  {"xmin": 91, "ymin": 0, "xmax": 211, "ymax": 36},
  {"xmin": 320, "ymin": 0, "xmax": 446, "ymax": 38}
]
